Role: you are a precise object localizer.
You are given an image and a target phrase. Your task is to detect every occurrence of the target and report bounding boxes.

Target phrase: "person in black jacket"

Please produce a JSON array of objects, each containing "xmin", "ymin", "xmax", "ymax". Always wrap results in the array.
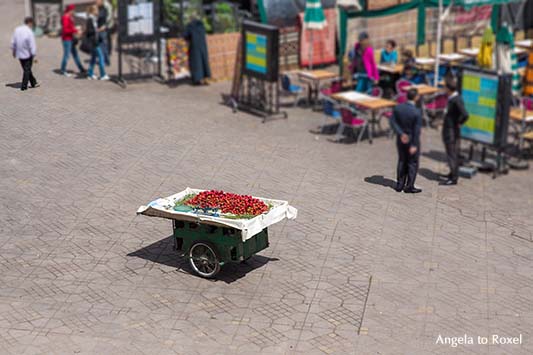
[
  {"xmin": 441, "ymin": 78, "xmax": 469, "ymax": 186},
  {"xmin": 390, "ymin": 89, "xmax": 423, "ymax": 193}
]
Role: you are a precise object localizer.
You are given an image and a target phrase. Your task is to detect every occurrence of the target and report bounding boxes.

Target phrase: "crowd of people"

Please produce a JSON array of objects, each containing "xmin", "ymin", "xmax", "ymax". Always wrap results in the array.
[
  {"xmin": 10, "ymin": 0, "xmax": 114, "ymax": 89},
  {"xmin": 61, "ymin": 0, "xmax": 113, "ymax": 80}
]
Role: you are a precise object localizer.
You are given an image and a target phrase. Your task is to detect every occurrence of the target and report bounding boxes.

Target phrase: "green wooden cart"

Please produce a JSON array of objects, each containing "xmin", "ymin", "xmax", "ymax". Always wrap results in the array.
[
  {"xmin": 137, "ymin": 188, "xmax": 297, "ymax": 279},
  {"xmin": 172, "ymin": 220, "xmax": 269, "ymax": 278}
]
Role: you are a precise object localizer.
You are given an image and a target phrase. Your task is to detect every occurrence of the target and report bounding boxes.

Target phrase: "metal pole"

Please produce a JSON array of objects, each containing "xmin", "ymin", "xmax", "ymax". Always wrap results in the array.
[
  {"xmin": 309, "ymin": 30, "xmax": 314, "ymax": 70},
  {"xmin": 434, "ymin": 0, "xmax": 443, "ymax": 87}
]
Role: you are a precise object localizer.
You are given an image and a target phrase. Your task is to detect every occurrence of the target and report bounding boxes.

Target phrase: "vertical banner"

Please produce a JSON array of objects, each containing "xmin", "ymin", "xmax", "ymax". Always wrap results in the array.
[{"xmin": 299, "ymin": 9, "xmax": 337, "ymax": 67}]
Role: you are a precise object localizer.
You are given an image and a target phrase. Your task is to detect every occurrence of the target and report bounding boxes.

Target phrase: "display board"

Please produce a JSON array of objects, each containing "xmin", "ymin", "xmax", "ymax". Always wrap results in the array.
[
  {"xmin": 242, "ymin": 21, "xmax": 279, "ymax": 82},
  {"xmin": 459, "ymin": 68, "xmax": 511, "ymax": 148},
  {"xmin": 118, "ymin": 0, "xmax": 160, "ymax": 43},
  {"xmin": 32, "ymin": 0, "xmax": 62, "ymax": 34}
]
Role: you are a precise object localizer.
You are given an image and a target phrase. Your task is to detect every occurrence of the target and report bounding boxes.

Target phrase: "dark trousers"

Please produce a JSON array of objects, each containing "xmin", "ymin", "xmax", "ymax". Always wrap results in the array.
[
  {"xmin": 444, "ymin": 138, "xmax": 460, "ymax": 182},
  {"xmin": 396, "ymin": 141, "xmax": 420, "ymax": 189},
  {"xmin": 19, "ymin": 56, "xmax": 37, "ymax": 89}
]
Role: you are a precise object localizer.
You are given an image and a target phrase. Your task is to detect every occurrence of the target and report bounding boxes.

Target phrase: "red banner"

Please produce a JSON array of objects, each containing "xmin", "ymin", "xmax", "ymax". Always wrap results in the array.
[{"xmin": 299, "ymin": 9, "xmax": 337, "ymax": 67}]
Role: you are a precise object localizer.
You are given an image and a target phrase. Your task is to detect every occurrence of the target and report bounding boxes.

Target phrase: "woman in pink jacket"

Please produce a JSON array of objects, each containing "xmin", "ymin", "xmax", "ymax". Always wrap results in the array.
[{"xmin": 350, "ymin": 32, "xmax": 379, "ymax": 93}]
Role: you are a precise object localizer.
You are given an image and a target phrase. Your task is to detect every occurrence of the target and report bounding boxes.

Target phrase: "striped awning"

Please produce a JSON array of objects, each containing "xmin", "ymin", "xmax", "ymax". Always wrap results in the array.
[{"xmin": 304, "ymin": 0, "xmax": 327, "ymax": 30}]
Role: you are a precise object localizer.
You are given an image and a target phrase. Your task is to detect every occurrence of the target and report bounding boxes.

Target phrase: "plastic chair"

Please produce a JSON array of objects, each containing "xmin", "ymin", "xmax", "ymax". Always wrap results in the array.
[
  {"xmin": 319, "ymin": 96, "xmax": 341, "ymax": 133},
  {"xmin": 396, "ymin": 79, "xmax": 412, "ymax": 94},
  {"xmin": 334, "ymin": 105, "xmax": 368, "ymax": 143},
  {"xmin": 320, "ymin": 80, "xmax": 342, "ymax": 96},
  {"xmin": 523, "ymin": 97, "xmax": 533, "ymax": 111},
  {"xmin": 425, "ymin": 92, "xmax": 448, "ymax": 117},
  {"xmin": 281, "ymin": 74, "xmax": 303, "ymax": 107},
  {"xmin": 369, "ymin": 86, "xmax": 383, "ymax": 98}
]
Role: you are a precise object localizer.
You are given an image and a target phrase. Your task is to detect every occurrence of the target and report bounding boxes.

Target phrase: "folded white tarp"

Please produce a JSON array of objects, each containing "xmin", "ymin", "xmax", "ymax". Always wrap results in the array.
[{"xmin": 137, "ymin": 188, "xmax": 298, "ymax": 241}]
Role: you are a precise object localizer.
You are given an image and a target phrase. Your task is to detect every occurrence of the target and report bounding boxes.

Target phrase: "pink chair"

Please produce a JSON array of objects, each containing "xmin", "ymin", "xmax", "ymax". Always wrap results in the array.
[
  {"xmin": 425, "ymin": 92, "xmax": 448, "ymax": 118},
  {"xmin": 369, "ymin": 86, "xmax": 383, "ymax": 98},
  {"xmin": 320, "ymin": 80, "xmax": 342, "ymax": 96},
  {"xmin": 523, "ymin": 97, "xmax": 533, "ymax": 110},
  {"xmin": 334, "ymin": 106, "xmax": 368, "ymax": 143},
  {"xmin": 396, "ymin": 79, "xmax": 412, "ymax": 94}
]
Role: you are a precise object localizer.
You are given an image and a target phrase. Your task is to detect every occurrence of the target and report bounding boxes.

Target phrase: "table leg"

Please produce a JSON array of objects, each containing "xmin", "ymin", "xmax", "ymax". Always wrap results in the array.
[
  {"xmin": 370, "ymin": 111, "xmax": 375, "ymax": 144},
  {"xmin": 421, "ymin": 95, "xmax": 429, "ymax": 127}
]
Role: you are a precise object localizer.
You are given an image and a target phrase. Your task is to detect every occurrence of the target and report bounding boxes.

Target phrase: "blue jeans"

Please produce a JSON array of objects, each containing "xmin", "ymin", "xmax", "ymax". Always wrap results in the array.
[
  {"xmin": 356, "ymin": 73, "xmax": 371, "ymax": 93},
  {"xmin": 99, "ymin": 31, "xmax": 110, "ymax": 66},
  {"xmin": 88, "ymin": 44, "xmax": 106, "ymax": 78},
  {"xmin": 61, "ymin": 40, "xmax": 84, "ymax": 73}
]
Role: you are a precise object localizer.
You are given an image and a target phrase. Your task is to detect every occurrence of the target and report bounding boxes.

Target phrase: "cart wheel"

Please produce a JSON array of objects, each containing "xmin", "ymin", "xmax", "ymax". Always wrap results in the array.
[{"xmin": 189, "ymin": 241, "xmax": 221, "ymax": 278}]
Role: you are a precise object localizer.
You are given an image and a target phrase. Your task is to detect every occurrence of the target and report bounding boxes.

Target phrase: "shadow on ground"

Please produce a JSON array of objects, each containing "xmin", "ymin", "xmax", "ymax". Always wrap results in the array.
[
  {"xmin": 127, "ymin": 235, "xmax": 276, "ymax": 283},
  {"xmin": 5, "ymin": 82, "xmax": 22, "ymax": 89},
  {"xmin": 364, "ymin": 175, "xmax": 396, "ymax": 189},
  {"xmin": 419, "ymin": 168, "xmax": 443, "ymax": 182}
]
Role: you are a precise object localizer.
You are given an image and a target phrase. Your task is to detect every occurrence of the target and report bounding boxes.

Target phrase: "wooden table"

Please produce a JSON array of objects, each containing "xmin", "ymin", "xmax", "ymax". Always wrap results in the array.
[
  {"xmin": 331, "ymin": 91, "xmax": 396, "ymax": 143},
  {"xmin": 438, "ymin": 53, "xmax": 468, "ymax": 64},
  {"xmin": 415, "ymin": 57, "xmax": 436, "ymax": 68},
  {"xmin": 377, "ymin": 64, "xmax": 404, "ymax": 74},
  {"xmin": 515, "ymin": 39, "xmax": 533, "ymax": 49},
  {"xmin": 298, "ymin": 70, "xmax": 338, "ymax": 108},
  {"xmin": 406, "ymin": 84, "xmax": 443, "ymax": 126},
  {"xmin": 460, "ymin": 47, "xmax": 527, "ymax": 57}
]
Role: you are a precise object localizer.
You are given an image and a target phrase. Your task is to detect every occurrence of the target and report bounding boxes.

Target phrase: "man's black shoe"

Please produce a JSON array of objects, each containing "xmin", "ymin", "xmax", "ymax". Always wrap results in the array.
[
  {"xmin": 20, "ymin": 87, "xmax": 27, "ymax": 91},
  {"xmin": 440, "ymin": 179, "xmax": 457, "ymax": 186},
  {"xmin": 404, "ymin": 187, "xmax": 422, "ymax": 193},
  {"xmin": 394, "ymin": 183, "xmax": 404, "ymax": 192}
]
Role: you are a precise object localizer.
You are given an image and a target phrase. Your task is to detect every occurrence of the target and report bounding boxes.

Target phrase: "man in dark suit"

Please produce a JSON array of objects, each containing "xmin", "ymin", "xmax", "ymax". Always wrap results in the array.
[
  {"xmin": 390, "ymin": 89, "xmax": 423, "ymax": 193},
  {"xmin": 441, "ymin": 78, "xmax": 469, "ymax": 186}
]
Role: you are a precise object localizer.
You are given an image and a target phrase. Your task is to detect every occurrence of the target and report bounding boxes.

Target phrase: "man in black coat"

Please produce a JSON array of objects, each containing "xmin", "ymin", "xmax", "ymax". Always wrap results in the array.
[
  {"xmin": 441, "ymin": 79, "xmax": 469, "ymax": 186},
  {"xmin": 390, "ymin": 89, "xmax": 423, "ymax": 193}
]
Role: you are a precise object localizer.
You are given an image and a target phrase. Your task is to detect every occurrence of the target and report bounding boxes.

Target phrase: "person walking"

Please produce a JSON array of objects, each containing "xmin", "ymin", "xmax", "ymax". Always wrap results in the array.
[
  {"xmin": 10, "ymin": 17, "xmax": 39, "ymax": 91},
  {"xmin": 389, "ymin": 89, "xmax": 423, "ymax": 193},
  {"xmin": 349, "ymin": 32, "xmax": 379, "ymax": 93},
  {"xmin": 441, "ymin": 79, "xmax": 469, "ymax": 186},
  {"xmin": 60, "ymin": 4, "xmax": 86, "ymax": 76},
  {"xmin": 96, "ymin": 0, "xmax": 110, "ymax": 66},
  {"xmin": 85, "ymin": 5, "xmax": 109, "ymax": 80}
]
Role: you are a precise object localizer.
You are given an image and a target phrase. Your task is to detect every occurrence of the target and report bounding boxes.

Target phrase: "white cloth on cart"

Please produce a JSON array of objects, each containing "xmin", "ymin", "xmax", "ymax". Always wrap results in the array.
[{"xmin": 137, "ymin": 187, "xmax": 298, "ymax": 242}]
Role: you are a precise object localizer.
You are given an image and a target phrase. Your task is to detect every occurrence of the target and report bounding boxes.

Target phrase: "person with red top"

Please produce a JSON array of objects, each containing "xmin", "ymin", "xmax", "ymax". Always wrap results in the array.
[{"xmin": 60, "ymin": 4, "xmax": 85, "ymax": 77}]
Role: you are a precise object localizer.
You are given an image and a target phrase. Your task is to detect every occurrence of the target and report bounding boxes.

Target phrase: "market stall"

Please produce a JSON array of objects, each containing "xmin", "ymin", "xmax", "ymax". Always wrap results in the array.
[{"xmin": 137, "ymin": 188, "xmax": 297, "ymax": 278}]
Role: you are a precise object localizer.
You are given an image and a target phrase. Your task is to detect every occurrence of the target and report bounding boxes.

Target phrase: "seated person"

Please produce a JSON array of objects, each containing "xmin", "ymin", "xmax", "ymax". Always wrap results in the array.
[
  {"xmin": 380, "ymin": 39, "xmax": 398, "ymax": 65},
  {"xmin": 402, "ymin": 49, "xmax": 422, "ymax": 83}
]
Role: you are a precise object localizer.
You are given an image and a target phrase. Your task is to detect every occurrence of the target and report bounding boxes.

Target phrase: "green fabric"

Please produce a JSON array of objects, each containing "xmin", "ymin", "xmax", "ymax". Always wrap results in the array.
[
  {"xmin": 257, "ymin": 0, "xmax": 267, "ymax": 23},
  {"xmin": 339, "ymin": 7, "xmax": 348, "ymax": 74},
  {"xmin": 304, "ymin": 0, "xmax": 326, "ymax": 28},
  {"xmin": 417, "ymin": 2, "xmax": 426, "ymax": 45},
  {"xmin": 491, "ymin": 4, "xmax": 500, "ymax": 32}
]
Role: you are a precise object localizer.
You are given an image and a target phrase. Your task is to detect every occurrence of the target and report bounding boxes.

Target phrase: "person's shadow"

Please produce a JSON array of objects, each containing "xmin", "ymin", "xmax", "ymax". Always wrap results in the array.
[
  {"xmin": 5, "ymin": 82, "xmax": 22, "ymax": 89},
  {"xmin": 364, "ymin": 175, "xmax": 396, "ymax": 190},
  {"xmin": 418, "ymin": 168, "xmax": 444, "ymax": 182}
]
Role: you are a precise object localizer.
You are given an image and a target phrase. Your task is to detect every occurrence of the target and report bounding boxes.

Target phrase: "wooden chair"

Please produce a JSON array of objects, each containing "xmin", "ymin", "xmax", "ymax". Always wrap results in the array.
[
  {"xmin": 443, "ymin": 39, "xmax": 455, "ymax": 54},
  {"xmin": 471, "ymin": 36, "xmax": 482, "ymax": 48}
]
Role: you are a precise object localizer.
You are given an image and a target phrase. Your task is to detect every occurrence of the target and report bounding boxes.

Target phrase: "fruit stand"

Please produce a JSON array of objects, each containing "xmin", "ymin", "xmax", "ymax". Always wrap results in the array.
[{"xmin": 137, "ymin": 188, "xmax": 297, "ymax": 278}]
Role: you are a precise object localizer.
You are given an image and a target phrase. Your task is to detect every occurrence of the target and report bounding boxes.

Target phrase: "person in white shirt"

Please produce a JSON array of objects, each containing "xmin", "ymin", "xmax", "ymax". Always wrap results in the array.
[{"xmin": 10, "ymin": 17, "xmax": 39, "ymax": 91}]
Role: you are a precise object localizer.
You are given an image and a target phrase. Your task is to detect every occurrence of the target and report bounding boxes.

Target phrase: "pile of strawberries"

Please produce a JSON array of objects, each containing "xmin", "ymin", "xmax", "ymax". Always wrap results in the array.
[{"xmin": 185, "ymin": 190, "xmax": 269, "ymax": 216}]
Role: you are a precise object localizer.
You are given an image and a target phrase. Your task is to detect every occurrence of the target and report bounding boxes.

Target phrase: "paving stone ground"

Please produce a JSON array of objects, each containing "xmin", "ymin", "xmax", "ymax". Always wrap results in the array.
[{"xmin": 2, "ymin": 1, "xmax": 533, "ymax": 354}]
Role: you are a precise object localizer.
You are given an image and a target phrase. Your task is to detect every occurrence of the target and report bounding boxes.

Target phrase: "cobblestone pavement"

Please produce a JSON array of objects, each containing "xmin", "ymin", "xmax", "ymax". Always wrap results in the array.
[{"xmin": 2, "ymin": 1, "xmax": 533, "ymax": 354}]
